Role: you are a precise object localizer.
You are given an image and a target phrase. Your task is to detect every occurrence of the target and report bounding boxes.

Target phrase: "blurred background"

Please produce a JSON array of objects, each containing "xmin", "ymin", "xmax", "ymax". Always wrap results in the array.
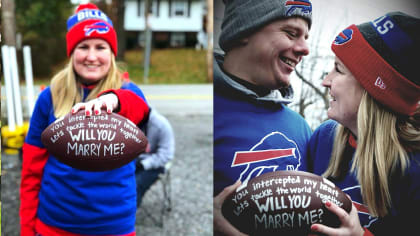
[
  {"xmin": 2, "ymin": 0, "xmax": 213, "ymax": 84},
  {"xmin": 1, "ymin": 0, "xmax": 213, "ymax": 235}
]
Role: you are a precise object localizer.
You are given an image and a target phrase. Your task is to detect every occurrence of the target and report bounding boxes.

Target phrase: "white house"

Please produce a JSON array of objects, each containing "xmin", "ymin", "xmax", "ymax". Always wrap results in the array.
[{"xmin": 124, "ymin": 0, "xmax": 206, "ymax": 48}]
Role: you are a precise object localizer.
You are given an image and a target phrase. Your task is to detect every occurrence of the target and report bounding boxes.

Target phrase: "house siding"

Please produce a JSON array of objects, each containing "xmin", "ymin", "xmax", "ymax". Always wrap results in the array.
[{"xmin": 124, "ymin": 0, "xmax": 203, "ymax": 32}]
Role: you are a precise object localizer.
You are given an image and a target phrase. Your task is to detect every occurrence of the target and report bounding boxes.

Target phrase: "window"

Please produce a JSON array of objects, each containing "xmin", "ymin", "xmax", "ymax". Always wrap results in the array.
[
  {"xmin": 137, "ymin": 0, "xmax": 142, "ymax": 16},
  {"xmin": 137, "ymin": 0, "xmax": 160, "ymax": 17},
  {"xmin": 170, "ymin": 32, "xmax": 186, "ymax": 47},
  {"xmin": 150, "ymin": 0, "xmax": 159, "ymax": 16},
  {"xmin": 171, "ymin": 0, "xmax": 188, "ymax": 17}
]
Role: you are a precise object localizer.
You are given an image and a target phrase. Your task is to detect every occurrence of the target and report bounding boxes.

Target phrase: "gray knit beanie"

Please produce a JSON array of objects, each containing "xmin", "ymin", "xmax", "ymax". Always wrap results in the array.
[{"xmin": 219, "ymin": 0, "xmax": 312, "ymax": 52}]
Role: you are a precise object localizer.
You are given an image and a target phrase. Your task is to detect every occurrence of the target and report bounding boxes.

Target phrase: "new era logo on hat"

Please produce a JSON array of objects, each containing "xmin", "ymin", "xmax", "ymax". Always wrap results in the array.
[{"xmin": 374, "ymin": 77, "xmax": 386, "ymax": 90}]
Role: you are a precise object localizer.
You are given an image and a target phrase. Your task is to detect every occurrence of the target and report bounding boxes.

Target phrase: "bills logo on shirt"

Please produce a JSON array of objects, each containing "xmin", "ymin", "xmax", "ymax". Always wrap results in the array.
[
  {"xmin": 285, "ymin": 0, "xmax": 312, "ymax": 16},
  {"xmin": 232, "ymin": 132, "xmax": 302, "ymax": 190},
  {"xmin": 342, "ymin": 185, "xmax": 378, "ymax": 228},
  {"xmin": 333, "ymin": 28, "xmax": 353, "ymax": 45},
  {"xmin": 84, "ymin": 22, "xmax": 110, "ymax": 36}
]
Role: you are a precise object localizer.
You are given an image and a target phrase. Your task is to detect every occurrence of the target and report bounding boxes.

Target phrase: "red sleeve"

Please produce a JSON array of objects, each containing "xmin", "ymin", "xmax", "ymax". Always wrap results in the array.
[
  {"xmin": 98, "ymin": 89, "xmax": 150, "ymax": 125},
  {"xmin": 363, "ymin": 227, "xmax": 374, "ymax": 236},
  {"xmin": 20, "ymin": 143, "xmax": 49, "ymax": 236}
]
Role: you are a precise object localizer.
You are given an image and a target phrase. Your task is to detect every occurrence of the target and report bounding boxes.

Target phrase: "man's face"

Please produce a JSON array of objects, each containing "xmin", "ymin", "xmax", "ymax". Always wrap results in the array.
[{"xmin": 239, "ymin": 17, "xmax": 310, "ymax": 89}]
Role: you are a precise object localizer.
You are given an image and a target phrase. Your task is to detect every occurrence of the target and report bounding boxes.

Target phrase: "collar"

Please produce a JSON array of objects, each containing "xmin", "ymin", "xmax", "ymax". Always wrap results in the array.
[
  {"xmin": 222, "ymin": 68, "xmax": 271, "ymax": 97},
  {"xmin": 348, "ymin": 133, "xmax": 357, "ymax": 148},
  {"xmin": 214, "ymin": 53, "xmax": 295, "ymax": 105},
  {"xmin": 81, "ymin": 83, "xmax": 96, "ymax": 90}
]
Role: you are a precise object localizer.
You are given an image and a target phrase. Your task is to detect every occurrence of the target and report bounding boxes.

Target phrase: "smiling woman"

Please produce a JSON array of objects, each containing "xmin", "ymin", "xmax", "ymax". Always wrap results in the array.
[
  {"xmin": 321, "ymin": 57, "xmax": 364, "ymax": 135},
  {"xmin": 308, "ymin": 11, "xmax": 420, "ymax": 236},
  {"xmin": 20, "ymin": 3, "xmax": 151, "ymax": 236},
  {"xmin": 72, "ymin": 39, "xmax": 112, "ymax": 83}
]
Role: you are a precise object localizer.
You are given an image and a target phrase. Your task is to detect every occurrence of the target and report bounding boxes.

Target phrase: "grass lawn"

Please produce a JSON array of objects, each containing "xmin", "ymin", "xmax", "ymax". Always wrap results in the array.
[
  {"xmin": 33, "ymin": 48, "xmax": 210, "ymax": 85},
  {"xmin": 123, "ymin": 48, "xmax": 209, "ymax": 84}
]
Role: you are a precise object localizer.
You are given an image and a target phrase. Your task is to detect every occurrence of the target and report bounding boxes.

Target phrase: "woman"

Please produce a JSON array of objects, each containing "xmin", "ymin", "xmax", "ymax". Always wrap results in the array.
[
  {"xmin": 308, "ymin": 12, "xmax": 420, "ymax": 235},
  {"xmin": 20, "ymin": 3, "xmax": 149, "ymax": 236}
]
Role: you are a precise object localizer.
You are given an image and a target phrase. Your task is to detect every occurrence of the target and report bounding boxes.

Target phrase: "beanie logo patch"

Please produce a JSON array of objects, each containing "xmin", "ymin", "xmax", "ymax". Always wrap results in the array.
[
  {"xmin": 333, "ymin": 29, "xmax": 353, "ymax": 45},
  {"xmin": 67, "ymin": 9, "xmax": 113, "ymax": 31},
  {"xmin": 285, "ymin": 0, "xmax": 312, "ymax": 16},
  {"xmin": 374, "ymin": 77, "xmax": 387, "ymax": 90},
  {"xmin": 84, "ymin": 22, "xmax": 110, "ymax": 36}
]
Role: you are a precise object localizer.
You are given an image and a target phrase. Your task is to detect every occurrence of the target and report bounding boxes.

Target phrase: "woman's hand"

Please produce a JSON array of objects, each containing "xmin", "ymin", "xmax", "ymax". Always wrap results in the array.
[
  {"xmin": 72, "ymin": 93, "xmax": 119, "ymax": 116},
  {"xmin": 214, "ymin": 181, "xmax": 249, "ymax": 236},
  {"xmin": 310, "ymin": 198, "xmax": 364, "ymax": 236}
]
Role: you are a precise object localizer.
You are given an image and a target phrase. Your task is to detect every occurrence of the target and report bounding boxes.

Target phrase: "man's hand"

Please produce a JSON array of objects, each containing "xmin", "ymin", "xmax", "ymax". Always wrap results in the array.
[{"xmin": 214, "ymin": 181, "xmax": 248, "ymax": 236}]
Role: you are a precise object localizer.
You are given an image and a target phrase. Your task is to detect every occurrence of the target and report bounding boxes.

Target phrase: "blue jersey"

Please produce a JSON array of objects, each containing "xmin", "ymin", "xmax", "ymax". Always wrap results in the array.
[
  {"xmin": 308, "ymin": 120, "xmax": 420, "ymax": 234},
  {"xmin": 23, "ymin": 82, "xmax": 148, "ymax": 235},
  {"xmin": 214, "ymin": 53, "xmax": 312, "ymax": 195}
]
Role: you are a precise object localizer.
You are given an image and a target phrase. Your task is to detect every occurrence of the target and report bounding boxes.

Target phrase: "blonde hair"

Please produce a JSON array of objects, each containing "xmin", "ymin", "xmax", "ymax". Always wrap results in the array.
[
  {"xmin": 50, "ymin": 53, "xmax": 123, "ymax": 118},
  {"xmin": 324, "ymin": 91, "xmax": 420, "ymax": 217}
]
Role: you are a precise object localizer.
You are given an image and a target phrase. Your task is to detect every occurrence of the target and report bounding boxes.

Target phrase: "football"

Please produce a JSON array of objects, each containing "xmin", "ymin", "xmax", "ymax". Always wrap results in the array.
[
  {"xmin": 41, "ymin": 109, "xmax": 148, "ymax": 171},
  {"xmin": 222, "ymin": 170, "xmax": 352, "ymax": 236}
]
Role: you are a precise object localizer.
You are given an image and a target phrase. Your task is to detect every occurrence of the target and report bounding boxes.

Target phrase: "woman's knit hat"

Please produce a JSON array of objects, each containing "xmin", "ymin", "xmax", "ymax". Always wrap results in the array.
[
  {"xmin": 332, "ymin": 12, "xmax": 420, "ymax": 115},
  {"xmin": 66, "ymin": 3, "xmax": 117, "ymax": 57}
]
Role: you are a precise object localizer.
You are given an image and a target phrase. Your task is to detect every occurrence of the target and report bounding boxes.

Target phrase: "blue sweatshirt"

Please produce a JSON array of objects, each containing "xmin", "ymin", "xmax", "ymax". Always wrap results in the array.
[
  {"xmin": 214, "ymin": 53, "xmax": 312, "ymax": 196},
  {"xmin": 22, "ymin": 82, "xmax": 148, "ymax": 235},
  {"xmin": 308, "ymin": 120, "xmax": 420, "ymax": 235},
  {"xmin": 137, "ymin": 108, "xmax": 175, "ymax": 170}
]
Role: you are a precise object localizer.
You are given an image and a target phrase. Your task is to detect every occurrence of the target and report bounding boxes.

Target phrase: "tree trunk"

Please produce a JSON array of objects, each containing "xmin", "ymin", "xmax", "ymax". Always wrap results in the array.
[
  {"xmin": 2, "ymin": 0, "xmax": 17, "ymax": 46},
  {"xmin": 143, "ymin": 0, "xmax": 152, "ymax": 84},
  {"xmin": 206, "ymin": 0, "xmax": 213, "ymax": 82},
  {"xmin": 115, "ymin": 0, "xmax": 126, "ymax": 60}
]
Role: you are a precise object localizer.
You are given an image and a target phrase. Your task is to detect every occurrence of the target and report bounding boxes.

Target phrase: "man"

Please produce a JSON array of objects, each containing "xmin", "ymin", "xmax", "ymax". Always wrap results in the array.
[
  {"xmin": 213, "ymin": 0, "xmax": 313, "ymax": 234},
  {"xmin": 135, "ymin": 108, "xmax": 175, "ymax": 207}
]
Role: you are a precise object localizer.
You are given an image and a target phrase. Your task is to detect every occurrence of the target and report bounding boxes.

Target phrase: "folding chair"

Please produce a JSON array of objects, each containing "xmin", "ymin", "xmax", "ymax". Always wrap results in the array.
[
  {"xmin": 140, "ymin": 161, "xmax": 172, "ymax": 227},
  {"xmin": 157, "ymin": 161, "xmax": 172, "ymax": 214}
]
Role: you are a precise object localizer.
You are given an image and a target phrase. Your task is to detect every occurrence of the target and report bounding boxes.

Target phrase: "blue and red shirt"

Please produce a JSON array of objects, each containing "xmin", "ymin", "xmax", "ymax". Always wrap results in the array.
[
  {"xmin": 20, "ymin": 82, "xmax": 149, "ymax": 236},
  {"xmin": 307, "ymin": 120, "xmax": 420, "ymax": 235},
  {"xmin": 213, "ymin": 53, "xmax": 312, "ymax": 196}
]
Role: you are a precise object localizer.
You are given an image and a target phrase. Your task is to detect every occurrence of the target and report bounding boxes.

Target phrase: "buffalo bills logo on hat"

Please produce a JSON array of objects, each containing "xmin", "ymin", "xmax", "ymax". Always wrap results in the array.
[
  {"xmin": 84, "ymin": 22, "xmax": 110, "ymax": 36},
  {"xmin": 285, "ymin": 0, "xmax": 312, "ymax": 16},
  {"xmin": 333, "ymin": 28, "xmax": 353, "ymax": 45}
]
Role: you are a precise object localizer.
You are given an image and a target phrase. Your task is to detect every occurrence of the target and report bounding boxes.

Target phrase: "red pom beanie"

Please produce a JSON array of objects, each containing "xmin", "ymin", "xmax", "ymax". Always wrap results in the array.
[
  {"xmin": 66, "ymin": 3, "xmax": 117, "ymax": 57},
  {"xmin": 331, "ymin": 12, "xmax": 420, "ymax": 116}
]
